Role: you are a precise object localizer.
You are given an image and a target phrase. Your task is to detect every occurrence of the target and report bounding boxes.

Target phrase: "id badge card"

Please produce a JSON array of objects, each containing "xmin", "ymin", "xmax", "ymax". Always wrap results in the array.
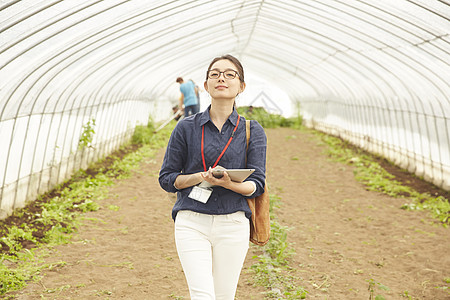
[{"xmin": 188, "ymin": 186, "xmax": 212, "ymax": 203}]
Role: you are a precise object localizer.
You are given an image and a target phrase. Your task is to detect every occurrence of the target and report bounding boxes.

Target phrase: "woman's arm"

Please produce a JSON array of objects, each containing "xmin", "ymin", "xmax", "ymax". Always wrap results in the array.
[
  {"xmin": 244, "ymin": 120, "xmax": 267, "ymax": 197},
  {"xmin": 159, "ymin": 122, "xmax": 187, "ymax": 193},
  {"xmin": 174, "ymin": 172, "xmax": 204, "ymax": 190},
  {"xmin": 223, "ymin": 180, "xmax": 256, "ymax": 196}
]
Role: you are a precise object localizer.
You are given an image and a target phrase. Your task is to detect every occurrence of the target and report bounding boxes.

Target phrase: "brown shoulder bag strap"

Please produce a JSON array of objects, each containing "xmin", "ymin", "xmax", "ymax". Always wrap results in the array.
[{"xmin": 245, "ymin": 120, "xmax": 250, "ymax": 165}]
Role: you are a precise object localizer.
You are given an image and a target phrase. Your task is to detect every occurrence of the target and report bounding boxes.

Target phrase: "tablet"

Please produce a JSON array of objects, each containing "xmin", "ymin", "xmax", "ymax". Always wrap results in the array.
[{"xmin": 212, "ymin": 168, "xmax": 255, "ymax": 182}]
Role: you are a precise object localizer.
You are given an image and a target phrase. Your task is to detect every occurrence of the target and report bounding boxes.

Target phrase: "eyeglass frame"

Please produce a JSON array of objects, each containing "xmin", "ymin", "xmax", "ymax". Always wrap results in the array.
[{"xmin": 207, "ymin": 68, "xmax": 240, "ymax": 80}]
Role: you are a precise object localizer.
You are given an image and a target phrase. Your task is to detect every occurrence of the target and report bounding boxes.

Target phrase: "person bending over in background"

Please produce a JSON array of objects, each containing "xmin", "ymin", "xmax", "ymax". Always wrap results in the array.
[
  {"xmin": 189, "ymin": 79, "xmax": 201, "ymax": 112},
  {"xmin": 160, "ymin": 54, "xmax": 267, "ymax": 299},
  {"xmin": 176, "ymin": 77, "xmax": 199, "ymax": 117}
]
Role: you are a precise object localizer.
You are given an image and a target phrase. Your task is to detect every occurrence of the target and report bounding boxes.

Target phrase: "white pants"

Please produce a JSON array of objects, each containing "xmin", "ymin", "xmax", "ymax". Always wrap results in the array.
[{"xmin": 175, "ymin": 210, "xmax": 250, "ymax": 300}]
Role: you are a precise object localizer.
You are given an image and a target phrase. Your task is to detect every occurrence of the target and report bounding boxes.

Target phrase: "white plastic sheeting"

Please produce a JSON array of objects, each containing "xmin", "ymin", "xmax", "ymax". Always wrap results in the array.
[{"xmin": 0, "ymin": 0, "xmax": 449, "ymax": 217}]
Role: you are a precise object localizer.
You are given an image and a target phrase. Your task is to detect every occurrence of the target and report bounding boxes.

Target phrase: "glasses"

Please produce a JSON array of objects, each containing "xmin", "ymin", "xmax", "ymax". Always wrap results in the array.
[{"xmin": 207, "ymin": 69, "xmax": 239, "ymax": 80}]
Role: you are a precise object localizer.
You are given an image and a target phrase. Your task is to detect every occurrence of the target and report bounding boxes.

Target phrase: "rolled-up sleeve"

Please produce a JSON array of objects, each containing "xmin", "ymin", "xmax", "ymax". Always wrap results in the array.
[
  {"xmin": 244, "ymin": 120, "xmax": 267, "ymax": 198},
  {"xmin": 159, "ymin": 122, "xmax": 186, "ymax": 193}
]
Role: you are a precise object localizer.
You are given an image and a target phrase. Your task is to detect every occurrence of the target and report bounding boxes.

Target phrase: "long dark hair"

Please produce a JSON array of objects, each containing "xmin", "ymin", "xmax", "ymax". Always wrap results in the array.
[{"xmin": 205, "ymin": 54, "xmax": 245, "ymax": 84}]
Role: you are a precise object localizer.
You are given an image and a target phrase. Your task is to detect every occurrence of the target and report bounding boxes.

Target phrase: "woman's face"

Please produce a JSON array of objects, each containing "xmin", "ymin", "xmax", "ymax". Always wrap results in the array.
[{"xmin": 204, "ymin": 59, "xmax": 245, "ymax": 101}]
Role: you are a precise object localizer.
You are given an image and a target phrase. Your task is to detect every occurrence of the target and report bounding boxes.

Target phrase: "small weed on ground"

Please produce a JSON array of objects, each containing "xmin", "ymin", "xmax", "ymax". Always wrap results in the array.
[{"xmin": 367, "ymin": 278, "xmax": 389, "ymax": 300}]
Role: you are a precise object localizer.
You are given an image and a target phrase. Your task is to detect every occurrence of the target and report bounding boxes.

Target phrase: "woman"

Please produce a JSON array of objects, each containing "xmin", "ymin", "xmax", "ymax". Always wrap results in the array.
[{"xmin": 159, "ymin": 54, "xmax": 267, "ymax": 300}]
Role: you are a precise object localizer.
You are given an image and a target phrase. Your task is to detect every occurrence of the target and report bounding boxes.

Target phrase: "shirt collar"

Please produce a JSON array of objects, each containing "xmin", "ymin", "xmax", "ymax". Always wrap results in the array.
[
  {"xmin": 228, "ymin": 107, "xmax": 240, "ymax": 126},
  {"xmin": 199, "ymin": 105, "xmax": 239, "ymax": 127},
  {"xmin": 199, "ymin": 107, "xmax": 211, "ymax": 127}
]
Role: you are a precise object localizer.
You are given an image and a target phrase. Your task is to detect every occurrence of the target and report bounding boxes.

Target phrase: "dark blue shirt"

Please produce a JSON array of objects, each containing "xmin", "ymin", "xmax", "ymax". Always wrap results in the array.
[{"xmin": 159, "ymin": 106, "xmax": 267, "ymax": 221}]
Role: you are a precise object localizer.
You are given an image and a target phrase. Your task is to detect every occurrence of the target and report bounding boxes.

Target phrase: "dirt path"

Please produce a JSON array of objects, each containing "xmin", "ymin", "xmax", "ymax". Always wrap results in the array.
[{"xmin": 11, "ymin": 127, "xmax": 450, "ymax": 299}]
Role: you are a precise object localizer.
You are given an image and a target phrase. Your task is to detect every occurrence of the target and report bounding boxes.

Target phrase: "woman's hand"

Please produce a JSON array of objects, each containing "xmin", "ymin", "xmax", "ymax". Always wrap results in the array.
[{"xmin": 201, "ymin": 167, "xmax": 233, "ymax": 188}]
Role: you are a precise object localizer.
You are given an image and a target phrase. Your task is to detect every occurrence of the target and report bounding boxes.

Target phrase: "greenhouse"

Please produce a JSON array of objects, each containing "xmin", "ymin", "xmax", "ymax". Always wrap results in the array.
[{"xmin": 0, "ymin": 0, "xmax": 449, "ymax": 299}]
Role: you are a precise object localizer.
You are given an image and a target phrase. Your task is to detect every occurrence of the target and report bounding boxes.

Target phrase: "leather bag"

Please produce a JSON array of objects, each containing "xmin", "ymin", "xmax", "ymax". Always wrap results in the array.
[{"xmin": 246, "ymin": 120, "xmax": 270, "ymax": 246}]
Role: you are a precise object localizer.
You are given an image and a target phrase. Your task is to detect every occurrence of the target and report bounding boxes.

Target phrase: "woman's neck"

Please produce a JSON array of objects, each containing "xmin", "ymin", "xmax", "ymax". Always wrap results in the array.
[{"xmin": 209, "ymin": 100, "xmax": 234, "ymax": 131}]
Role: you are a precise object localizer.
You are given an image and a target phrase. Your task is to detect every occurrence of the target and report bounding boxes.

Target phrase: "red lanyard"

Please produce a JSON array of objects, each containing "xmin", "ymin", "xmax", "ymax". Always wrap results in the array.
[{"xmin": 201, "ymin": 115, "xmax": 241, "ymax": 172}]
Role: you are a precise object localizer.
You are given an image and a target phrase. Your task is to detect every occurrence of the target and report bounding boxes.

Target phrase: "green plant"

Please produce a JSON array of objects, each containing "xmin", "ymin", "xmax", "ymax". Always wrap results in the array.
[
  {"xmin": 44, "ymin": 284, "xmax": 71, "ymax": 294},
  {"xmin": 401, "ymin": 195, "xmax": 450, "ymax": 225},
  {"xmin": 237, "ymin": 106, "xmax": 303, "ymax": 129},
  {"xmin": 78, "ymin": 119, "xmax": 96, "ymax": 149},
  {"xmin": 1, "ymin": 226, "xmax": 36, "ymax": 255},
  {"xmin": 94, "ymin": 289, "xmax": 113, "ymax": 296},
  {"xmin": 367, "ymin": 279, "xmax": 389, "ymax": 300},
  {"xmin": 401, "ymin": 290, "xmax": 413, "ymax": 299},
  {"xmin": 0, "ymin": 248, "xmax": 66, "ymax": 295},
  {"xmin": 0, "ymin": 250, "xmax": 40, "ymax": 294},
  {"xmin": 108, "ymin": 205, "xmax": 120, "ymax": 211},
  {"xmin": 131, "ymin": 119, "xmax": 156, "ymax": 145}
]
